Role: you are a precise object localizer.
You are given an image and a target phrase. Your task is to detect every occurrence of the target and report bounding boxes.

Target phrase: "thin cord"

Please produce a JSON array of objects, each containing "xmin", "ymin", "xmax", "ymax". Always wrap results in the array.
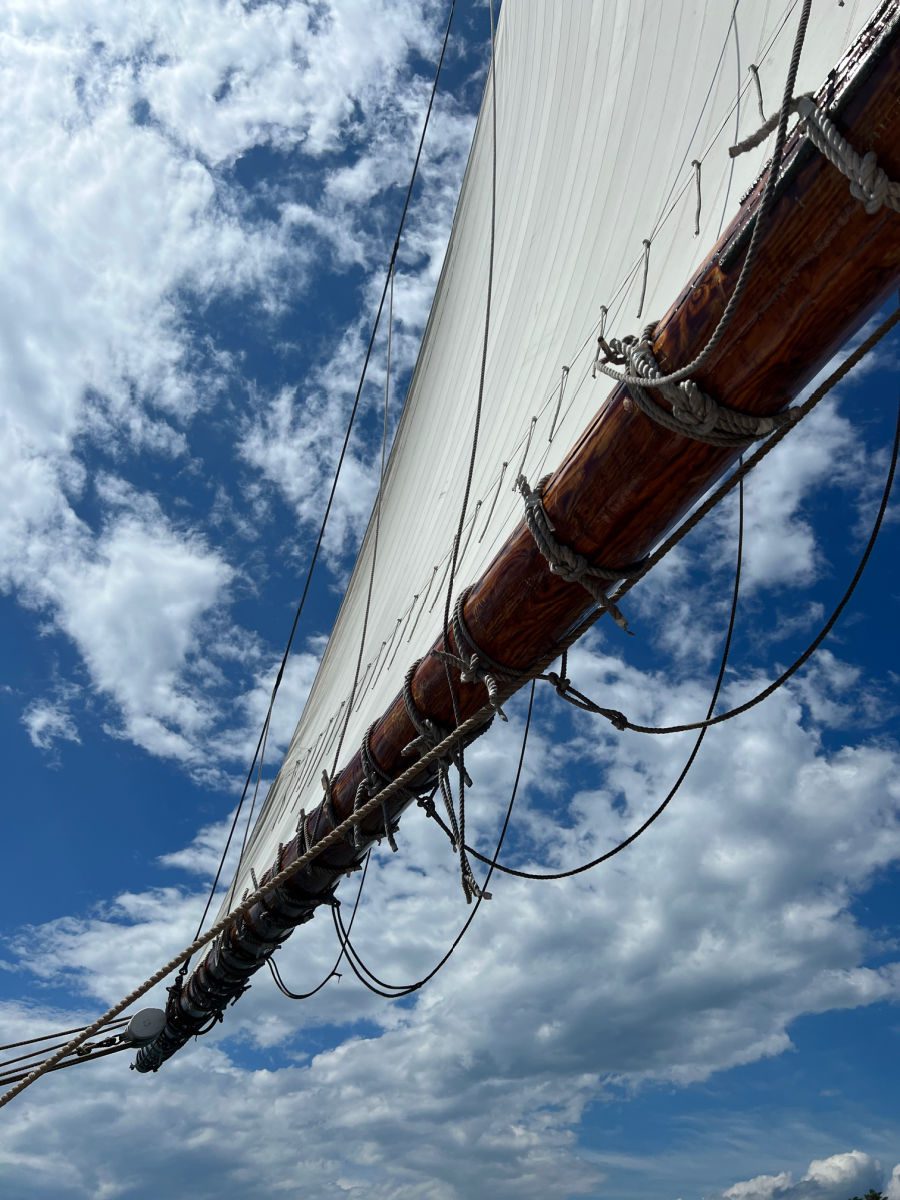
[
  {"xmin": 5, "ymin": 313, "xmax": 892, "ymax": 1105},
  {"xmin": 0, "ymin": 1017, "xmax": 130, "ymax": 1055},
  {"xmin": 266, "ymin": 851, "xmax": 371, "ymax": 1000},
  {"xmin": 471, "ymin": 389, "xmax": 899, "ymax": 881},
  {"xmin": 329, "ymin": 264, "xmax": 396, "ymax": 779},
  {"xmin": 0, "ymin": 1041, "xmax": 132, "ymax": 1088},
  {"xmin": 439, "ymin": 0, "xmax": 499, "ymax": 901},
  {"xmin": 598, "ymin": 0, "xmax": 813, "ymax": 392},
  {"xmin": 588, "ymin": 400, "xmax": 900, "ymax": 739}
]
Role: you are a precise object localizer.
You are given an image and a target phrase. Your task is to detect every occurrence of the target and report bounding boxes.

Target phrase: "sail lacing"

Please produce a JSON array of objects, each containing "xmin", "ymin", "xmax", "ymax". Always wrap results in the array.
[
  {"xmin": 402, "ymin": 660, "xmax": 488, "ymax": 903},
  {"xmin": 516, "ymin": 474, "xmax": 643, "ymax": 634},
  {"xmin": 597, "ymin": 325, "xmax": 800, "ymax": 448},
  {"xmin": 730, "ymin": 93, "xmax": 900, "ymax": 214}
]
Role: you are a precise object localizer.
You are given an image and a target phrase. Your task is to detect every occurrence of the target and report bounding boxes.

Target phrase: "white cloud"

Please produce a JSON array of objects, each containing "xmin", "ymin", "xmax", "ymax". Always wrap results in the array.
[
  {"xmin": 21, "ymin": 693, "xmax": 81, "ymax": 753},
  {"xmin": 0, "ymin": 0, "xmax": 457, "ymax": 770},
  {"xmin": 4, "ymin": 645, "xmax": 899, "ymax": 1197},
  {"xmin": 722, "ymin": 1151, "xmax": 892, "ymax": 1200}
]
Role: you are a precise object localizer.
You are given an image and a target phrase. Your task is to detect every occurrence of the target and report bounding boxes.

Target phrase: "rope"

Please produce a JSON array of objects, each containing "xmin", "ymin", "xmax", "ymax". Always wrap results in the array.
[
  {"xmin": 402, "ymin": 661, "xmax": 485, "ymax": 902},
  {"xmin": 749, "ymin": 63, "xmax": 765, "ymax": 121},
  {"xmin": 566, "ymin": 397, "xmax": 900, "ymax": 740},
  {"xmin": 692, "ymin": 160, "xmax": 702, "ymax": 236},
  {"xmin": 330, "ymin": 681, "xmax": 534, "ymax": 998},
  {"xmin": 731, "ymin": 93, "xmax": 899, "ymax": 214},
  {"xmin": 466, "ymin": 471, "xmax": 746, "ymax": 881},
  {"xmin": 0, "ymin": 1017, "xmax": 130, "ymax": 1055},
  {"xmin": 597, "ymin": 324, "xmax": 799, "ymax": 447},
  {"xmin": 188, "ymin": 0, "xmax": 459, "ymax": 955},
  {"xmin": 329, "ymin": 262, "xmax": 396, "ymax": 781},
  {"xmin": 636, "ymin": 239, "xmax": 651, "ymax": 319},
  {"xmin": 437, "ymin": 0, "xmax": 499, "ymax": 906},
  {"xmin": 266, "ymin": 852, "xmax": 369, "ymax": 1000},
  {"xmin": 548, "ymin": 366, "xmax": 569, "ymax": 443},
  {"xmin": 434, "ymin": 585, "xmax": 529, "ymax": 721},
  {"xmin": 516, "ymin": 474, "xmax": 643, "ymax": 633},
  {"xmin": 4, "ymin": 301, "xmax": 892, "ymax": 1105}
]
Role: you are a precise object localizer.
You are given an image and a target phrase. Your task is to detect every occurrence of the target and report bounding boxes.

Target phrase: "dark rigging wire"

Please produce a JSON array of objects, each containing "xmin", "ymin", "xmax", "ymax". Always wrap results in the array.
[
  {"xmin": 585, "ymin": 400, "xmax": 899, "ymax": 737},
  {"xmin": 0, "ymin": 1041, "xmax": 133, "ymax": 1088},
  {"xmin": 185, "ymin": 0, "xmax": 459, "ymax": 962},
  {"xmin": 439, "ymin": 0, "xmax": 499, "ymax": 901},
  {"xmin": 467, "ymin": 393, "xmax": 900, "ymax": 882},
  {"xmin": 0, "ymin": 1016, "xmax": 130, "ymax": 1056},
  {"xmin": 266, "ymin": 850, "xmax": 371, "ymax": 1000},
  {"xmin": 463, "ymin": 468, "xmax": 746, "ymax": 881},
  {"xmin": 331, "ymin": 680, "xmax": 535, "ymax": 998}
]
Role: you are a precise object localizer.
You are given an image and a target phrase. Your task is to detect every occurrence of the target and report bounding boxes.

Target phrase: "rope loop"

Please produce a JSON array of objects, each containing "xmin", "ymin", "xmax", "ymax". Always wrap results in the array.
[
  {"xmin": 598, "ymin": 326, "xmax": 797, "ymax": 448},
  {"xmin": 402, "ymin": 660, "xmax": 488, "ymax": 902},
  {"xmin": 516, "ymin": 474, "xmax": 640, "ymax": 634},
  {"xmin": 434, "ymin": 586, "xmax": 530, "ymax": 721},
  {"xmin": 730, "ymin": 94, "xmax": 899, "ymax": 215}
]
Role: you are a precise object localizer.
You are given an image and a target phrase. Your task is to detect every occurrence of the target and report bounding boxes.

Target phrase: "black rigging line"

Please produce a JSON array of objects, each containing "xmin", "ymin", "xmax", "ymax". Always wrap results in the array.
[
  {"xmin": 467, "ymin": 393, "xmax": 900, "ymax": 883},
  {"xmin": 331, "ymin": 681, "xmax": 534, "ymax": 999},
  {"xmin": 552, "ymin": 397, "xmax": 900, "ymax": 741},
  {"xmin": 266, "ymin": 851, "xmax": 370, "ymax": 1000},
  {"xmin": 0, "ymin": 1016, "xmax": 130, "ymax": 1056},
  {"xmin": 465, "ymin": 469, "xmax": 746, "ymax": 882},
  {"xmin": 439, "ymin": 0, "xmax": 498, "ymax": 901},
  {"xmin": 0, "ymin": 1041, "xmax": 132, "ymax": 1088},
  {"xmin": 185, "ymin": 0, "xmax": 459, "ymax": 962}
]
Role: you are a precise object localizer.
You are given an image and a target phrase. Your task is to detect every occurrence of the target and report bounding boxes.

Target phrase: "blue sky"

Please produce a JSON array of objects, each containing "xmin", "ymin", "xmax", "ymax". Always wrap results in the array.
[{"xmin": 0, "ymin": 1, "xmax": 898, "ymax": 1197}]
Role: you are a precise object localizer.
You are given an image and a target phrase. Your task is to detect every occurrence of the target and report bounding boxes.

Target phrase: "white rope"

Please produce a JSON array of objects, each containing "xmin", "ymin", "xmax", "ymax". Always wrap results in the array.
[
  {"xmin": 730, "ymin": 95, "xmax": 900, "ymax": 214},
  {"xmin": 597, "ymin": 325, "xmax": 799, "ymax": 447}
]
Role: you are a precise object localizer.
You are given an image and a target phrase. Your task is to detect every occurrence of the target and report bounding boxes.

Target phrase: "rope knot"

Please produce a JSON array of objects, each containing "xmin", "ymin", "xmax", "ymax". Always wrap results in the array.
[
  {"xmin": 672, "ymin": 379, "xmax": 719, "ymax": 435},
  {"xmin": 850, "ymin": 149, "xmax": 890, "ymax": 214}
]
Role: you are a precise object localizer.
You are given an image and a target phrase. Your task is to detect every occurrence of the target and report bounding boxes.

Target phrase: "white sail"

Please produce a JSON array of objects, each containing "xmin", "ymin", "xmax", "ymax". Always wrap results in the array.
[{"xmin": 228, "ymin": 0, "xmax": 876, "ymax": 906}]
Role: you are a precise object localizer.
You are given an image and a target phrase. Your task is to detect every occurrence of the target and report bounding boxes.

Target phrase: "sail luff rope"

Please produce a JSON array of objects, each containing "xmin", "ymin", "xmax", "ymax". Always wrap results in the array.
[{"xmin": 1, "ymin": 303, "xmax": 893, "ymax": 1108}]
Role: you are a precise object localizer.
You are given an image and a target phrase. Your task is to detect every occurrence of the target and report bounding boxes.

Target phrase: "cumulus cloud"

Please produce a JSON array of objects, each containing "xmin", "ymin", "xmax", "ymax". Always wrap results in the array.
[
  {"xmin": 0, "ymin": 0, "xmax": 465, "ymax": 769},
  {"xmin": 721, "ymin": 1151, "xmax": 893, "ymax": 1200}
]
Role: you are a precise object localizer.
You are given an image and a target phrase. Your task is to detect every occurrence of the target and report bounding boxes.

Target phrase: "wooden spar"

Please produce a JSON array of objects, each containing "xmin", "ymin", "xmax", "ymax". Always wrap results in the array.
[{"xmin": 135, "ymin": 6, "xmax": 900, "ymax": 1073}]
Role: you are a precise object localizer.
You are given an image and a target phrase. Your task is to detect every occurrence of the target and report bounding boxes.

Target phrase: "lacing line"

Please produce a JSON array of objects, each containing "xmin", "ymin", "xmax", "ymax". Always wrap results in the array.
[
  {"xmin": 433, "ymin": 586, "xmax": 529, "ymax": 721},
  {"xmin": 516, "ymin": 474, "xmax": 645, "ymax": 634},
  {"xmin": 402, "ymin": 660, "xmax": 487, "ymax": 902},
  {"xmin": 597, "ymin": 325, "xmax": 799, "ymax": 448},
  {"xmin": 730, "ymin": 93, "xmax": 899, "ymax": 214}
]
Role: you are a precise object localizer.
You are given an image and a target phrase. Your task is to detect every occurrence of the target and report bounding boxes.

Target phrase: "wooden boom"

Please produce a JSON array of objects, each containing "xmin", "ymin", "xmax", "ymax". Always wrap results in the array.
[{"xmin": 136, "ymin": 3, "xmax": 900, "ymax": 1073}]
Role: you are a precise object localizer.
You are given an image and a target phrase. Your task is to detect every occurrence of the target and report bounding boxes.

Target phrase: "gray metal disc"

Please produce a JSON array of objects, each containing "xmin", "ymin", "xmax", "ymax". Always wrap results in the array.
[{"xmin": 125, "ymin": 1008, "xmax": 167, "ymax": 1046}]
